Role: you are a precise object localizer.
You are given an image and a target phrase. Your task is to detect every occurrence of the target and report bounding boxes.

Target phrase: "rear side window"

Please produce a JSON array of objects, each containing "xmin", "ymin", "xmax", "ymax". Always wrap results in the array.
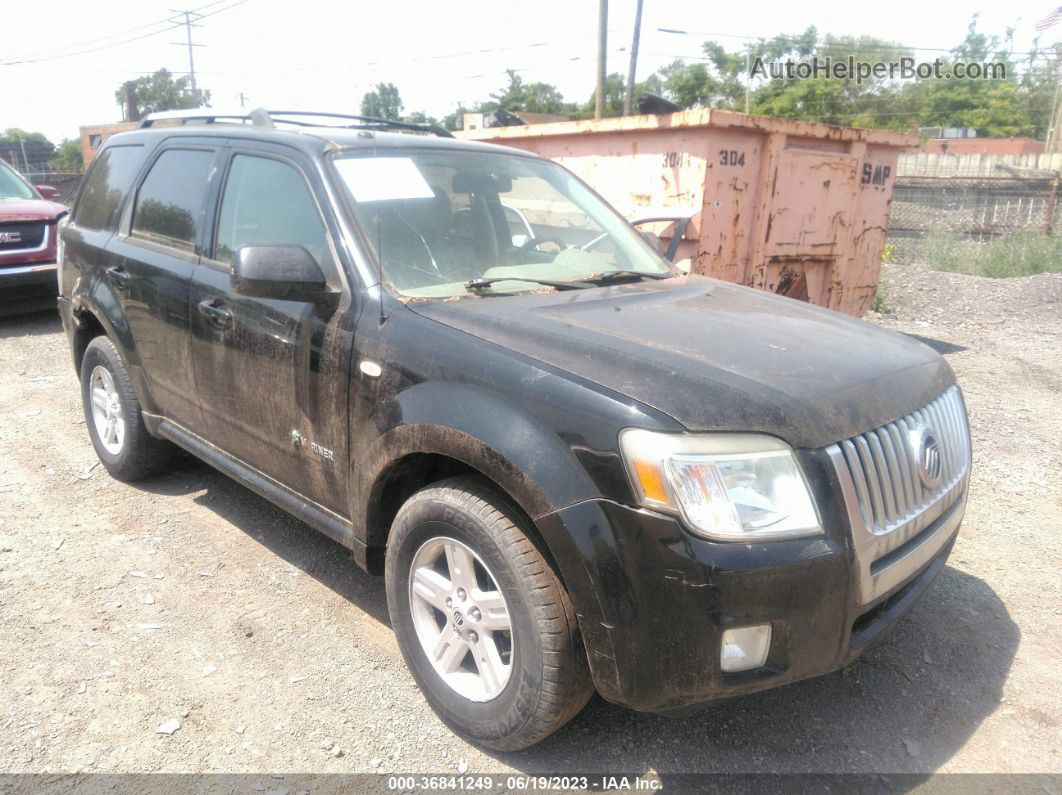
[
  {"xmin": 131, "ymin": 148, "xmax": 215, "ymax": 253},
  {"xmin": 74, "ymin": 145, "xmax": 145, "ymax": 232},
  {"xmin": 214, "ymin": 154, "xmax": 333, "ymax": 271}
]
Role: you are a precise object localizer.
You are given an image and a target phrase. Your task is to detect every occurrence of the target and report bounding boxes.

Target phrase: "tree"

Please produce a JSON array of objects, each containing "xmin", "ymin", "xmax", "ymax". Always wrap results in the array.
[
  {"xmin": 404, "ymin": 110, "xmax": 440, "ymax": 126},
  {"xmin": 482, "ymin": 70, "xmax": 574, "ymax": 114},
  {"xmin": 51, "ymin": 139, "xmax": 83, "ymax": 173},
  {"xmin": 0, "ymin": 129, "xmax": 55, "ymax": 172},
  {"xmin": 1020, "ymin": 41, "xmax": 1062, "ymax": 140},
  {"xmin": 580, "ymin": 72, "xmax": 627, "ymax": 117},
  {"xmin": 360, "ymin": 83, "xmax": 404, "ymax": 120},
  {"xmin": 629, "ymin": 18, "xmax": 1054, "ymax": 137},
  {"xmin": 117, "ymin": 68, "xmax": 209, "ymax": 117},
  {"xmin": 440, "ymin": 104, "xmax": 470, "ymax": 131}
]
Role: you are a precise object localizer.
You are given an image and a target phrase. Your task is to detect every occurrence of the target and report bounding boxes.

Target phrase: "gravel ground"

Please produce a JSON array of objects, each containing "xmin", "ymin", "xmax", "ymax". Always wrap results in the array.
[{"xmin": 0, "ymin": 264, "xmax": 1059, "ymax": 777}]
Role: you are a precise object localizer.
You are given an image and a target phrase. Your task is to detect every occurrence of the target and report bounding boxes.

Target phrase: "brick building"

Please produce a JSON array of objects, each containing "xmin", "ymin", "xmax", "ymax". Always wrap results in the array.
[
  {"xmin": 79, "ymin": 121, "xmax": 139, "ymax": 166},
  {"xmin": 922, "ymin": 137, "xmax": 1046, "ymax": 156}
]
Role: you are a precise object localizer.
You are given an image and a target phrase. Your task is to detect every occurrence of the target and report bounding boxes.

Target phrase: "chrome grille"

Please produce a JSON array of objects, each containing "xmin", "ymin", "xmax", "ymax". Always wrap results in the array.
[
  {"xmin": 0, "ymin": 221, "xmax": 46, "ymax": 252},
  {"xmin": 827, "ymin": 385, "xmax": 971, "ymax": 606},
  {"xmin": 838, "ymin": 386, "xmax": 970, "ymax": 535}
]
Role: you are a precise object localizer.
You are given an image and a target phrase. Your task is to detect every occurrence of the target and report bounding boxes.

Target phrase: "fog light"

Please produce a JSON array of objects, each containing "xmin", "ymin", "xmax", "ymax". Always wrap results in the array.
[{"xmin": 720, "ymin": 624, "xmax": 772, "ymax": 672}]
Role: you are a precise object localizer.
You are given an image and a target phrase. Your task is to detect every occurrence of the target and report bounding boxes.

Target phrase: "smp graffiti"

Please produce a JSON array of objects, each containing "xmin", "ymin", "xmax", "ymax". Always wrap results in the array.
[{"xmin": 861, "ymin": 162, "xmax": 891, "ymax": 186}]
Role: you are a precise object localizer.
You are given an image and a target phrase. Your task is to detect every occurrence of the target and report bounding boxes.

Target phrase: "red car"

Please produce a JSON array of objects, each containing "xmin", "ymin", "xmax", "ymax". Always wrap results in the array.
[{"xmin": 1, "ymin": 158, "xmax": 68, "ymax": 314}]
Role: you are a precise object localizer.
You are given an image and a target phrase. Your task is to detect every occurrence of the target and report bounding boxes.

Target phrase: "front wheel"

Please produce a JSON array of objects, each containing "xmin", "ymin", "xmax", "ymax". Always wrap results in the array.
[{"xmin": 385, "ymin": 476, "xmax": 593, "ymax": 751}]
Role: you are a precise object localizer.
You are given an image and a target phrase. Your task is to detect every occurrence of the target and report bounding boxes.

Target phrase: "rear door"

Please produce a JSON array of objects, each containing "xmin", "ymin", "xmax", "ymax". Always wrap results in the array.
[
  {"xmin": 61, "ymin": 144, "xmax": 145, "ymax": 302},
  {"xmin": 102, "ymin": 143, "xmax": 223, "ymax": 427},
  {"xmin": 189, "ymin": 143, "xmax": 354, "ymax": 514}
]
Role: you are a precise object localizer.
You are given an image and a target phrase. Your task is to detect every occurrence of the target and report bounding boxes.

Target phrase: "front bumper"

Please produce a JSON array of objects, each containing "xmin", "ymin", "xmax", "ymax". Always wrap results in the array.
[
  {"xmin": 0, "ymin": 263, "xmax": 58, "ymax": 314},
  {"xmin": 535, "ymin": 451, "xmax": 966, "ymax": 714}
]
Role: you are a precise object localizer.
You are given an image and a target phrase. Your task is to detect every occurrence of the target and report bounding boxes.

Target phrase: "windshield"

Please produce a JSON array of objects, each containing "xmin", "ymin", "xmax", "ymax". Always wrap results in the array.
[
  {"xmin": 0, "ymin": 162, "xmax": 37, "ymax": 201},
  {"xmin": 332, "ymin": 149, "xmax": 673, "ymax": 297}
]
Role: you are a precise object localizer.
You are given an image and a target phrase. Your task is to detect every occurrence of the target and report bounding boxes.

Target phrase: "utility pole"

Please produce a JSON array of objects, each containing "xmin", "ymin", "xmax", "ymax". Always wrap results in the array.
[
  {"xmin": 745, "ymin": 47, "xmax": 751, "ymax": 114},
  {"xmin": 623, "ymin": 0, "xmax": 644, "ymax": 116},
  {"xmin": 1047, "ymin": 68, "xmax": 1062, "ymax": 153},
  {"xmin": 17, "ymin": 134, "xmax": 29, "ymax": 174},
  {"xmin": 595, "ymin": 0, "xmax": 608, "ymax": 120},
  {"xmin": 238, "ymin": 92, "xmax": 249, "ymax": 108},
  {"xmin": 170, "ymin": 9, "xmax": 205, "ymax": 101}
]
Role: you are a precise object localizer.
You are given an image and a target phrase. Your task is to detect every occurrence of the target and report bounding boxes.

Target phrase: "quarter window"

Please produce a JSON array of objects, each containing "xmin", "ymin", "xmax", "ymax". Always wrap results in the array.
[
  {"xmin": 131, "ymin": 148, "xmax": 215, "ymax": 253},
  {"xmin": 74, "ymin": 145, "xmax": 145, "ymax": 232},
  {"xmin": 215, "ymin": 154, "xmax": 333, "ymax": 272}
]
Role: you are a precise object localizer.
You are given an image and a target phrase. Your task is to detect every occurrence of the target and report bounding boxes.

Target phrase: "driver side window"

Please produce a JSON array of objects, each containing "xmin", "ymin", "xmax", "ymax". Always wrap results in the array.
[{"xmin": 215, "ymin": 154, "xmax": 334, "ymax": 276}]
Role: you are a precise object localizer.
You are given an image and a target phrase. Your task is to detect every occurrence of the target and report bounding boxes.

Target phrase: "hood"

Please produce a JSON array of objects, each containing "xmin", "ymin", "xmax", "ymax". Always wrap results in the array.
[
  {"xmin": 409, "ymin": 275, "xmax": 954, "ymax": 449},
  {"xmin": 0, "ymin": 198, "xmax": 67, "ymax": 223}
]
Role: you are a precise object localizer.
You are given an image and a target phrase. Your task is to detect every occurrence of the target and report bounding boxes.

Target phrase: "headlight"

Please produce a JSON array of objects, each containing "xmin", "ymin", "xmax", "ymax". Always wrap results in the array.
[{"xmin": 619, "ymin": 429, "xmax": 821, "ymax": 542}]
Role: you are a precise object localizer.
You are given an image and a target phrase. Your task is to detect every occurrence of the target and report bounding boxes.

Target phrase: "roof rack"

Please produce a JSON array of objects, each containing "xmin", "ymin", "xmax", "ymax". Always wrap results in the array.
[{"xmin": 139, "ymin": 107, "xmax": 454, "ymax": 138}]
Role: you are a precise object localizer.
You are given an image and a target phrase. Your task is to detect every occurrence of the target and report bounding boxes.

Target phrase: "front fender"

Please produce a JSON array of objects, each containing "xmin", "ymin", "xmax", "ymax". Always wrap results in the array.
[{"xmin": 354, "ymin": 381, "xmax": 600, "ymax": 544}]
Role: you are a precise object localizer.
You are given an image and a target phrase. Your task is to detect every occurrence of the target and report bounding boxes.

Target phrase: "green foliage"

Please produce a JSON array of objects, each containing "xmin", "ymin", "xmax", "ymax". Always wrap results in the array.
[
  {"xmin": 580, "ymin": 72, "xmax": 627, "ymax": 117},
  {"xmin": 640, "ymin": 16, "xmax": 1057, "ymax": 138},
  {"xmin": 118, "ymin": 69, "xmax": 209, "ymax": 116},
  {"xmin": 869, "ymin": 281, "xmax": 891, "ymax": 314},
  {"xmin": 916, "ymin": 230, "xmax": 1062, "ymax": 277},
  {"xmin": 439, "ymin": 105, "xmax": 469, "ymax": 132},
  {"xmin": 482, "ymin": 70, "xmax": 574, "ymax": 115},
  {"xmin": 404, "ymin": 111, "xmax": 439, "ymax": 127},
  {"xmin": 0, "ymin": 128, "xmax": 55, "ymax": 170},
  {"xmin": 51, "ymin": 139, "xmax": 83, "ymax": 173},
  {"xmin": 364, "ymin": 14, "xmax": 1056, "ymax": 135},
  {"xmin": 360, "ymin": 83, "xmax": 404, "ymax": 121}
]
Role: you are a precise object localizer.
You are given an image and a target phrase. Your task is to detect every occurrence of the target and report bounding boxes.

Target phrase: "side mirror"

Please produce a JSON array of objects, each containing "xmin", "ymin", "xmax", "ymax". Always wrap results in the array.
[
  {"xmin": 231, "ymin": 245, "xmax": 328, "ymax": 302},
  {"xmin": 35, "ymin": 185, "xmax": 59, "ymax": 200}
]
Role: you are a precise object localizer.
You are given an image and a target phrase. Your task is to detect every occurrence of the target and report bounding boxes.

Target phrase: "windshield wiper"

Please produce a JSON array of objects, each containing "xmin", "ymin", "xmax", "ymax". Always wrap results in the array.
[
  {"xmin": 582, "ymin": 270, "xmax": 672, "ymax": 284},
  {"xmin": 465, "ymin": 276, "xmax": 593, "ymax": 292}
]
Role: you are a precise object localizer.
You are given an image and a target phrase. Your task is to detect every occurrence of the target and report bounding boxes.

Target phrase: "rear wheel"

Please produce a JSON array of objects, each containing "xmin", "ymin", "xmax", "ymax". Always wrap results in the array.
[
  {"xmin": 80, "ymin": 336, "xmax": 175, "ymax": 481},
  {"xmin": 385, "ymin": 476, "xmax": 593, "ymax": 751}
]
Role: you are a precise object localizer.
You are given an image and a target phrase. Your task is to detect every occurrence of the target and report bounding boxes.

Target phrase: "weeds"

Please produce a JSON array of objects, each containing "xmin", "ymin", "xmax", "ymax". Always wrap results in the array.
[
  {"xmin": 869, "ymin": 280, "xmax": 891, "ymax": 314},
  {"xmin": 906, "ymin": 230, "xmax": 1062, "ymax": 278}
]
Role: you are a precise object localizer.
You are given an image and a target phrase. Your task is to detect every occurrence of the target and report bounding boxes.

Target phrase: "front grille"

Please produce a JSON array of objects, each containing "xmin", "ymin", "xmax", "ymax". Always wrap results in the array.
[
  {"xmin": 0, "ymin": 221, "xmax": 46, "ymax": 252},
  {"xmin": 837, "ymin": 386, "xmax": 970, "ymax": 535},
  {"xmin": 826, "ymin": 386, "xmax": 971, "ymax": 606}
]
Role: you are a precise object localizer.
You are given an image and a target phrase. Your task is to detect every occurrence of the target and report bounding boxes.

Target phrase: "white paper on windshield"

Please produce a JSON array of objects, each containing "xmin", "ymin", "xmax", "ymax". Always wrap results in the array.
[{"xmin": 334, "ymin": 157, "xmax": 435, "ymax": 203}]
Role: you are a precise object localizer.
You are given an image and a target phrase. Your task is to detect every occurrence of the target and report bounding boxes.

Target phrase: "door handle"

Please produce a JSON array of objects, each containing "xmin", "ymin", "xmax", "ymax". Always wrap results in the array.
[
  {"xmin": 197, "ymin": 298, "xmax": 234, "ymax": 330},
  {"xmin": 105, "ymin": 266, "xmax": 131, "ymax": 289}
]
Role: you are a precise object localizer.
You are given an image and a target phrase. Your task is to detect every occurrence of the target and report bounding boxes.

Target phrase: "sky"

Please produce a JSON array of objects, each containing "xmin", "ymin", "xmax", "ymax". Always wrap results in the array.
[{"xmin": 2, "ymin": 0, "xmax": 1059, "ymax": 144}]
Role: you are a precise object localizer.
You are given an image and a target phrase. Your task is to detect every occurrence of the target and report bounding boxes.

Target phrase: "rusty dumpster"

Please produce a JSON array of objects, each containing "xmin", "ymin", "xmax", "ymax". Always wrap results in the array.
[{"xmin": 461, "ymin": 109, "xmax": 918, "ymax": 316}]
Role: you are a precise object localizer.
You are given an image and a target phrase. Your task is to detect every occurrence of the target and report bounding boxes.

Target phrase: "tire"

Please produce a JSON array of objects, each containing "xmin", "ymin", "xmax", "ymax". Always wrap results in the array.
[
  {"xmin": 80, "ymin": 335, "xmax": 175, "ymax": 482},
  {"xmin": 385, "ymin": 475, "xmax": 593, "ymax": 751}
]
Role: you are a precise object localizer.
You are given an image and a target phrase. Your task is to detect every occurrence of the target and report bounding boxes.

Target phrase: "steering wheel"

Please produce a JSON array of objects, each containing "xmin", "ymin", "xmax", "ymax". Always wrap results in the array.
[{"xmin": 516, "ymin": 236, "xmax": 569, "ymax": 254}]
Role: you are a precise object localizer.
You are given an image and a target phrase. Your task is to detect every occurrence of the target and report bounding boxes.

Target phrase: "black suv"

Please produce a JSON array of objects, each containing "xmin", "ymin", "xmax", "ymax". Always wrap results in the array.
[{"xmin": 58, "ymin": 109, "xmax": 971, "ymax": 751}]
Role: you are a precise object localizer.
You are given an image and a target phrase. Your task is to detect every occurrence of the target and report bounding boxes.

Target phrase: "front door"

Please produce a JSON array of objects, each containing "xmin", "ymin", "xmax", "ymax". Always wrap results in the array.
[{"xmin": 189, "ymin": 146, "xmax": 354, "ymax": 514}]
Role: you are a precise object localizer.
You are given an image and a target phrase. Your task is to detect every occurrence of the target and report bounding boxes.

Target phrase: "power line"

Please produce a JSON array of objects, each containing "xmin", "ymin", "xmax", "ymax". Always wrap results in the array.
[
  {"xmin": 0, "ymin": 23, "xmax": 182, "ymax": 66},
  {"xmin": 651, "ymin": 27, "xmax": 1062, "ymax": 59},
  {"xmin": 0, "ymin": 0, "xmax": 230, "ymax": 63},
  {"xmin": 0, "ymin": 0, "xmax": 248, "ymax": 66}
]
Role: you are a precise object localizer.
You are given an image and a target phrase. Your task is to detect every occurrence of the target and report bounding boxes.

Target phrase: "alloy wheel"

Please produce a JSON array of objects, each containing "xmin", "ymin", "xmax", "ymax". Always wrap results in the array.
[
  {"xmin": 89, "ymin": 365, "xmax": 125, "ymax": 456},
  {"xmin": 408, "ymin": 536, "xmax": 514, "ymax": 701}
]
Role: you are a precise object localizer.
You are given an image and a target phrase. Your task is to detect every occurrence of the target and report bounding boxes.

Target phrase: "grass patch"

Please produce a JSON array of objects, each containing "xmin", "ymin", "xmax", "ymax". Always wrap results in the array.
[
  {"xmin": 912, "ymin": 230, "xmax": 1062, "ymax": 278},
  {"xmin": 869, "ymin": 280, "xmax": 891, "ymax": 314}
]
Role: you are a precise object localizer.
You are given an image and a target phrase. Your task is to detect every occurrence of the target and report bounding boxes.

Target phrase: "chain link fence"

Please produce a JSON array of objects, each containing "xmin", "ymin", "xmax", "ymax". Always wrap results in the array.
[
  {"xmin": 22, "ymin": 171, "xmax": 83, "ymax": 205},
  {"xmin": 886, "ymin": 154, "xmax": 1062, "ymax": 277}
]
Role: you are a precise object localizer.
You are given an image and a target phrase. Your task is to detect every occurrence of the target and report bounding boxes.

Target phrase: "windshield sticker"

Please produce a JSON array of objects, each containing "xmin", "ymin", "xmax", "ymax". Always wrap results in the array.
[{"xmin": 335, "ymin": 157, "xmax": 435, "ymax": 203}]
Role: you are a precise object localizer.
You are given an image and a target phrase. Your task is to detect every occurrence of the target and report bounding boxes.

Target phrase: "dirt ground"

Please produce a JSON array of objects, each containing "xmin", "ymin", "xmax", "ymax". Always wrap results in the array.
[{"xmin": 0, "ymin": 263, "xmax": 1059, "ymax": 777}]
